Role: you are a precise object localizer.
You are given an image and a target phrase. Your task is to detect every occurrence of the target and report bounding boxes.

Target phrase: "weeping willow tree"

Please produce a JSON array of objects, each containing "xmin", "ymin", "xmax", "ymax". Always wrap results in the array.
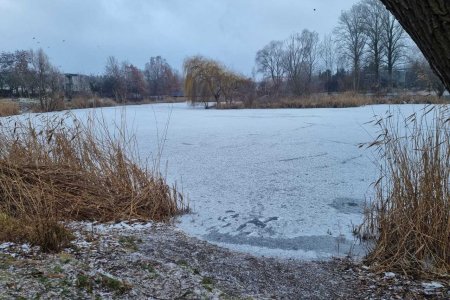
[
  {"xmin": 183, "ymin": 56, "xmax": 250, "ymax": 108},
  {"xmin": 184, "ymin": 56, "xmax": 225, "ymax": 108}
]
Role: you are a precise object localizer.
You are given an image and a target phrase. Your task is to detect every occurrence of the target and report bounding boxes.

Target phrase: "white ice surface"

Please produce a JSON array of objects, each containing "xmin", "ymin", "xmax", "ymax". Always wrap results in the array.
[{"xmin": 9, "ymin": 102, "xmax": 427, "ymax": 260}]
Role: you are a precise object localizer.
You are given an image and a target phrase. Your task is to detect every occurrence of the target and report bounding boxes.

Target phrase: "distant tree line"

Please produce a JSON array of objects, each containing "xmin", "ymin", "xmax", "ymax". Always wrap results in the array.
[
  {"xmin": 255, "ymin": 0, "xmax": 446, "ymax": 97},
  {"xmin": 1, "ymin": 0, "xmax": 446, "ymax": 111},
  {"xmin": 256, "ymin": 29, "xmax": 319, "ymax": 96},
  {"xmin": 92, "ymin": 55, "xmax": 181, "ymax": 102},
  {"xmin": 183, "ymin": 0, "xmax": 446, "ymax": 108},
  {"xmin": 0, "ymin": 49, "xmax": 182, "ymax": 107},
  {"xmin": 0, "ymin": 49, "xmax": 65, "ymax": 111}
]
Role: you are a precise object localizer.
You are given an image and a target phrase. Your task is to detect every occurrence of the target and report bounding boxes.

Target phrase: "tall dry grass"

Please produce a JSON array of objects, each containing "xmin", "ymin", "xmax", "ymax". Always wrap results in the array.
[
  {"xmin": 256, "ymin": 92, "xmax": 374, "ymax": 108},
  {"xmin": 67, "ymin": 96, "xmax": 117, "ymax": 109},
  {"xmin": 0, "ymin": 111, "xmax": 186, "ymax": 252},
  {"xmin": 358, "ymin": 105, "xmax": 450, "ymax": 278},
  {"xmin": 216, "ymin": 93, "xmax": 446, "ymax": 109},
  {"xmin": 0, "ymin": 100, "xmax": 20, "ymax": 116}
]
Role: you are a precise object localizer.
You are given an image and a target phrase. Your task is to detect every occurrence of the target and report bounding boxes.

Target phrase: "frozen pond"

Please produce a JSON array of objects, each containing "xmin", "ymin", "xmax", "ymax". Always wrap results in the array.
[{"xmin": 71, "ymin": 103, "xmax": 423, "ymax": 259}]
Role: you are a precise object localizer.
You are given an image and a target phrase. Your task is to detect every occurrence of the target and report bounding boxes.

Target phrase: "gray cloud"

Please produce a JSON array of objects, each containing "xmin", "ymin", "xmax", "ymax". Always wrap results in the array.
[{"xmin": 0, "ymin": 0, "xmax": 358, "ymax": 75}]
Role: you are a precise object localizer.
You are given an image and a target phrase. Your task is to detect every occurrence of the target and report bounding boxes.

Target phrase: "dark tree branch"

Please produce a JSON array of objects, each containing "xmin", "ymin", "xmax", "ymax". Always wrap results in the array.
[{"xmin": 379, "ymin": 0, "xmax": 450, "ymax": 91}]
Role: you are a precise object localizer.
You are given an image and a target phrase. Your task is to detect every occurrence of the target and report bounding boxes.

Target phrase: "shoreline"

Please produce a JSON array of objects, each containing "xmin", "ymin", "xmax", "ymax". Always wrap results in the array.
[
  {"xmin": 1, "ymin": 94, "xmax": 448, "ymax": 118},
  {"xmin": 1, "ymin": 221, "xmax": 447, "ymax": 299}
]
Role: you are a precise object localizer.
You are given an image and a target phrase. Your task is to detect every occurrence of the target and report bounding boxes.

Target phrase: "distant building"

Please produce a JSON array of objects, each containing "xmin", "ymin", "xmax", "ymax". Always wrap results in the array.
[
  {"xmin": 393, "ymin": 69, "xmax": 407, "ymax": 86},
  {"xmin": 64, "ymin": 73, "xmax": 90, "ymax": 99}
]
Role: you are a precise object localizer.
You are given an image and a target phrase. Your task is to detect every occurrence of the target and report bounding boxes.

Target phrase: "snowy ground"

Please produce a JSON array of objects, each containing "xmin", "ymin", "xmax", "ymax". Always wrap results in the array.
[
  {"xmin": 65, "ymin": 103, "xmax": 427, "ymax": 259},
  {"xmin": 3, "ymin": 222, "xmax": 447, "ymax": 299}
]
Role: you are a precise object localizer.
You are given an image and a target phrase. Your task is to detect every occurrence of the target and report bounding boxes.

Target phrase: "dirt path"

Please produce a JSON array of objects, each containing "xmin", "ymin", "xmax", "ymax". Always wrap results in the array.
[
  {"xmin": 144, "ymin": 225, "xmax": 356, "ymax": 299},
  {"xmin": 0, "ymin": 222, "xmax": 447, "ymax": 299}
]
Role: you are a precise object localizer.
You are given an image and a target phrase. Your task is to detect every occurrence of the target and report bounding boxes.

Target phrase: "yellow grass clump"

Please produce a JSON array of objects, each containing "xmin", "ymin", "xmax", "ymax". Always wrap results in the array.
[
  {"xmin": 67, "ymin": 96, "xmax": 117, "ymax": 109},
  {"xmin": 358, "ymin": 105, "xmax": 450, "ymax": 278},
  {"xmin": 216, "ymin": 93, "xmax": 446, "ymax": 109},
  {"xmin": 0, "ymin": 100, "xmax": 20, "ymax": 116},
  {"xmin": 0, "ymin": 112, "xmax": 187, "ymax": 252}
]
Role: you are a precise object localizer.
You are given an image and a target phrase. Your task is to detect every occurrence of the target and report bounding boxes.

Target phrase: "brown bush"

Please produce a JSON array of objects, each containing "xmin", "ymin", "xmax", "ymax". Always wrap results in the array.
[
  {"xmin": 358, "ymin": 105, "xmax": 450, "ymax": 278},
  {"xmin": 0, "ymin": 112, "xmax": 187, "ymax": 252},
  {"xmin": 68, "ymin": 96, "xmax": 117, "ymax": 109},
  {"xmin": 0, "ymin": 100, "xmax": 20, "ymax": 116},
  {"xmin": 216, "ymin": 93, "xmax": 447, "ymax": 109}
]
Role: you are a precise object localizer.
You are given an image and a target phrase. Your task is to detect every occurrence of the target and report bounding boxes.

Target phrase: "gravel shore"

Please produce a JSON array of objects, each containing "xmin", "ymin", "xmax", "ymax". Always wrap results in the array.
[{"xmin": 0, "ymin": 222, "xmax": 448, "ymax": 299}]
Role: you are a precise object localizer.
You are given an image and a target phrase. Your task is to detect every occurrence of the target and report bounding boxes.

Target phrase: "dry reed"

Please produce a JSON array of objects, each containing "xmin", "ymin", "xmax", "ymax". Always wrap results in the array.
[
  {"xmin": 0, "ymin": 101, "xmax": 20, "ymax": 116},
  {"xmin": 358, "ymin": 105, "xmax": 450, "ymax": 278},
  {"xmin": 216, "ymin": 93, "xmax": 446, "ymax": 109},
  {"xmin": 0, "ymin": 111, "xmax": 186, "ymax": 251},
  {"xmin": 67, "ymin": 96, "xmax": 117, "ymax": 109}
]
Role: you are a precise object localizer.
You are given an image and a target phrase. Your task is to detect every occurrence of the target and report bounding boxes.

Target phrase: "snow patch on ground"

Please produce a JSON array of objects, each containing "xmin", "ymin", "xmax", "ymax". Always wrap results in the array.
[
  {"xmin": 68, "ymin": 220, "xmax": 154, "ymax": 233},
  {"xmin": 422, "ymin": 281, "xmax": 444, "ymax": 290}
]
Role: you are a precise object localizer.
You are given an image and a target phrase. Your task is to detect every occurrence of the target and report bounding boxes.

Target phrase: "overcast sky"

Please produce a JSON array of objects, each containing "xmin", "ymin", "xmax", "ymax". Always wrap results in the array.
[{"xmin": 1, "ymin": 0, "xmax": 359, "ymax": 75}]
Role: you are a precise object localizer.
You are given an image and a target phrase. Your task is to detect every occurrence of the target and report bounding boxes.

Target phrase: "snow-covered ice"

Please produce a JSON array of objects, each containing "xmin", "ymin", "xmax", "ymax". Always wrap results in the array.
[{"xmin": 43, "ymin": 103, "xmax": 428, "ymax": 259}]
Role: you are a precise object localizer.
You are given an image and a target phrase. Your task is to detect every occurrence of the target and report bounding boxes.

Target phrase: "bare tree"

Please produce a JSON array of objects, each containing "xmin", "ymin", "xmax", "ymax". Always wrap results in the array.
[
  {"xmin": 105, "ymin": 56, "xmax": 126, "ymax": 101},
  {"xmin": 381, "ymin": 8, "xmax": 406, "ymax": 90},
  {"xmin": 379, "ymin": 0, "xmax": 450, "ymax": 91},
  {"xmin": 123, "ymin": 64, "xmax": 146, "ymax": 101},
  {"xmin": 407, "ymin": 44, "xmax": 445, "ymax": 97},
  {"xmin": 11, "ymin": 51, "xmax": 32, "ymax": 97},
  {"xmin": 303, "ymin": 30, "xmax": 320, "ymax": 93},
  {"xmin": 31, "ymin": 49, "xmax": 63, "ymax": 111},
  {"xmin": 335, "ymin": 3, "xmax": 367, "ymax": 91},
  {"xmin": 362, "ymin": 0, "xmax": 385, "ymax": 89},
  {"xmin": 283, "ymin": 29, "xmax": 319, "ymax": 95},
  {"xmin": 255, "ymin": 40, "xmax": 285, "ymax": 95},
  {"xmin": 0, "ymin": 52, "xmax": 18, "ymax": 96},
  {"xmin": 144, "ymin": 56, "xmax": 177, "ymax": 98},
  {"xmin": 320, "ymin": 35, "xmax": 336, "ymax": 74},
  {"xmin": 0, "ymin": 51, "xmax": 36, "ymax": 97},
  {"xmin": 319, "ymin": 34, "xmax": 336, "ymax": 93},
  {"xmin": 283, "ymin": 33, "xmax": 303, "ymax": 95}
]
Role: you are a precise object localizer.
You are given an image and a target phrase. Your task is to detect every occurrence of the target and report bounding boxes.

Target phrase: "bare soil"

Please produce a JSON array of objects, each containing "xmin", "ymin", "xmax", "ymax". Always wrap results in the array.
[{"xmin": 0, "ymin": 222, "xmax": 448, "ymax": 299}]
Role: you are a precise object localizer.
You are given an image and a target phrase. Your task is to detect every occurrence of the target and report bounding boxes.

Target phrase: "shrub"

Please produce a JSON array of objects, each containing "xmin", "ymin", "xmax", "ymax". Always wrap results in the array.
[
  {"xmin": 0, "ymin": 111, "xmax": 187, "ymax": 252},
  {"xmin": 0, "ymin": 101, "xmax": 20, "ymax": 116},
  {"xmin": 216, "ymin": 93, "xmax": 446, "ymax": 109},
  {"xmin": 68, "ymin": 96, "xmax": 117, "ymax": 109},
  {"xmin": 358, "ymin": 105, "xmax": 450, "ymax": 278}
]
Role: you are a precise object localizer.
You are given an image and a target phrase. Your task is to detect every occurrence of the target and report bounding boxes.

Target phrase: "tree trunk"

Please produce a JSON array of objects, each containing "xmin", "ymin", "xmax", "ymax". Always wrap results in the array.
[
  {"xmin": 380, "ymin": 0, "xmax": 450, "ymax": 91},
  {"xmin": 387, "ymin": 65, "xmax": 393, "ymax": 91}
]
